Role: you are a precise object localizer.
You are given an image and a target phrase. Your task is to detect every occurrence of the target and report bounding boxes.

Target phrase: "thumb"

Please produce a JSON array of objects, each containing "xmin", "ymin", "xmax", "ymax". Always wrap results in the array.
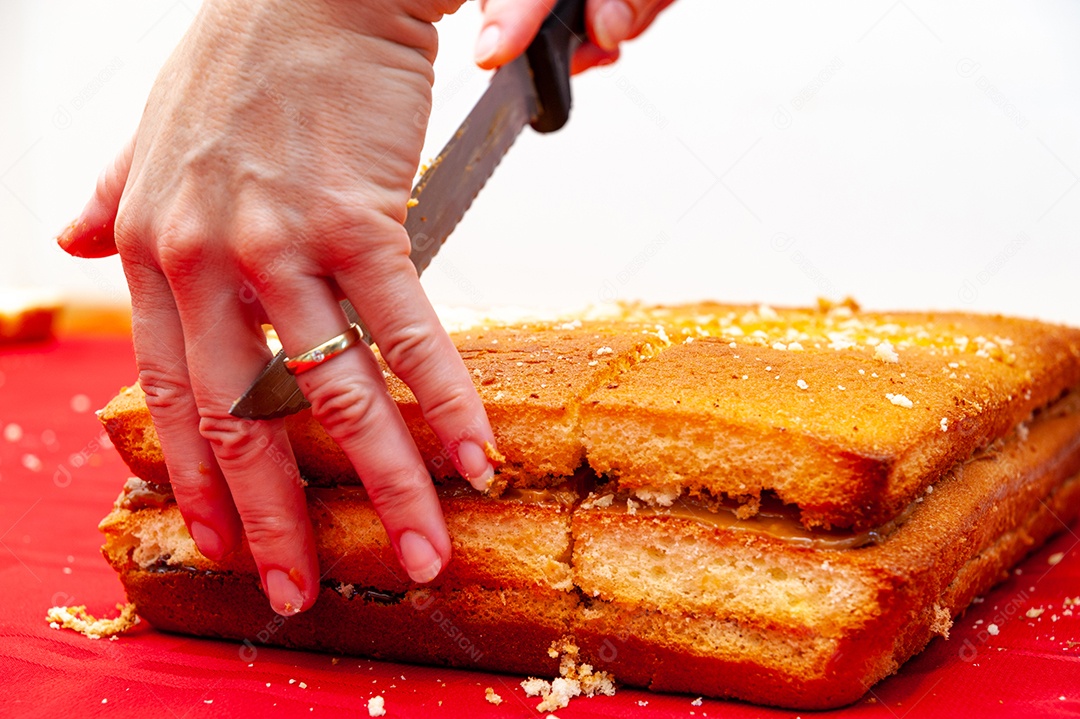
[
  {"xmin": 57, "ymin": 134, "xmax": 135, "ymax": 258},
  {"xmin": 587, "ymin": 0, "xmax": 676, "ymax": 51},
  {"xmin": 474, "ymin": 0, "xmax": 559, "ymax": 69}
]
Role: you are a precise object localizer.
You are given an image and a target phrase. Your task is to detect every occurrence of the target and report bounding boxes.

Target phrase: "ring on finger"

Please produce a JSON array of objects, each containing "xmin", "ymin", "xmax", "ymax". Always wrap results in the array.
[{"xmin": 284, "ymin": 323, "xmax": 363, "ymax": 375}]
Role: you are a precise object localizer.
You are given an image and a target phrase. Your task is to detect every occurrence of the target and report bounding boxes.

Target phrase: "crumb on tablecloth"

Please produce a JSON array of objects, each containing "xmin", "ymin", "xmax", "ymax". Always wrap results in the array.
[
  {"xmin": 46, "ymin": 603, "xmax": 138, "ymax": 639},
  {"xmin": 520, "ymin": 638, "xmax": 616, "ymax": 712}
]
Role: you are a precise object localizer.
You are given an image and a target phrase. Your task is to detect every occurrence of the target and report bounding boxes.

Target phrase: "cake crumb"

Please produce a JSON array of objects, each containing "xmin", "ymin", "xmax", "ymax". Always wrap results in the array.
[
  {"xmin": 483, "ymin": 441, "xmax": 505, "ymax": 466},
  {"xmin": 796, "ymin": 379, "xmax": 809, "ymax": 390},
  {"xmin": 987, "ymin": 623, "xmax": 1000, "ymax": 636},
  {"xmin": 874, "ymin": 340, "xmax": 900, "ymax": 363},
  {"xmin": 46, "ymin": 603, "xmax": 138, "ymax": 639},
  {"xmin": 940, "ymin": 417, "xmax": 949, "ymax": 432},
  {"xmin": 367, "ymin": 695, "xmax": 386, "ymax": 717},
  {"xmin": 691, "ymin": 697, "xmax": 703, "ymax": 706},
  {"xmin": 929, "ymin": 603, "xmax": 952, "ymax": 639},
  {"xmin": 1026, "ymin": 608, "xmax": 1045, "ymax": 619},
  {"xmin": 522, "ymin": 639, "xmax": 616, "ymax": 712},
  {"xmin": 886, "ymin": 393, "xmax": 913, "ymax": 409},
  {"xmin": 485, "ymin": 687, "xmax": 503, "ymax": 705},
  {"xmin": 1048, "ymin": 552, "xmax": 1065, "ymax": 566}
]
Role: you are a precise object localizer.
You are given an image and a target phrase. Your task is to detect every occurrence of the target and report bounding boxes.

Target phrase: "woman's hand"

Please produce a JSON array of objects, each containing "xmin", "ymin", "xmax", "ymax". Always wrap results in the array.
[
  {"xmin": 58, "ymin": 0, "xmax": 674, "ymax": 618},
  {"xmin": 475, "ymin": 0, "xmax": 677, "ymax": 73},
  {"xmin": 59, "ymin": 0, "xmax": 498, "ymax": 616}
]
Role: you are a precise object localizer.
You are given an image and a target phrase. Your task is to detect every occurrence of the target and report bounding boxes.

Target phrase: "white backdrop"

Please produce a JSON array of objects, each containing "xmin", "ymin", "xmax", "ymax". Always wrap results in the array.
[{"xmin": 3, "ymin": 1, "xmax": 1079, "ymax": 323}]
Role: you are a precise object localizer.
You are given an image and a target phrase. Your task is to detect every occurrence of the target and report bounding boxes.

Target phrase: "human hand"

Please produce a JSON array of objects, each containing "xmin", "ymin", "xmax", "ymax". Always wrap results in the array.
[
  {"xmin": 474, "ymin": 0, "xmax": 677, "ymax": 73},
  {"xmin": 57, "ymin": 0, "xmax": 498, "ymax": 616}
]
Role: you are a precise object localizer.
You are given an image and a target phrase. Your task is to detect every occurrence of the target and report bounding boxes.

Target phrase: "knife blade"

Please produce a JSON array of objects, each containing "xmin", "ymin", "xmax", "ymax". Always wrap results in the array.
[{"xmin": 230, "ymin": 0, "xmax": 585, "ymax": 420}]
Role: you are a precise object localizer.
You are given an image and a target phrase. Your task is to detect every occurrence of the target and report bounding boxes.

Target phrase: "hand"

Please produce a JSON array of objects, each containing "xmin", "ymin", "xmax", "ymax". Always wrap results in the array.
[
  {"xmin": 57, "ymin": 0, "xmax": 499, "ymax": 616},
  {"xmin": 474, "ymin": 0, "xmax": 677, "ymax": 73}
]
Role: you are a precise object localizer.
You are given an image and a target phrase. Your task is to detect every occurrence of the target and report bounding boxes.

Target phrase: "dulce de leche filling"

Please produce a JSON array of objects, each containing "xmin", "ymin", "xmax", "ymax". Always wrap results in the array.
[{"xmin": 585, "ymin": 493, "xmax": 917, "ymax": 550}]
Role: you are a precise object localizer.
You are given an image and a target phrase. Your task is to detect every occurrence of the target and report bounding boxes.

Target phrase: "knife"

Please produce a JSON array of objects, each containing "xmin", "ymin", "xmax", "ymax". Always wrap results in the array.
[{"xmin": 230, "ymin": 0, "xmax": 586, "ymax": 420}]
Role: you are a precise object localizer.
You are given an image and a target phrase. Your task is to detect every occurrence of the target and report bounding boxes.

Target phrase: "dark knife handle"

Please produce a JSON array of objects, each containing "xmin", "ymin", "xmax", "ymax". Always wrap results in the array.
[{"xmin": 526, "ymin": 0, "xmax": 587, "ymax": 133}]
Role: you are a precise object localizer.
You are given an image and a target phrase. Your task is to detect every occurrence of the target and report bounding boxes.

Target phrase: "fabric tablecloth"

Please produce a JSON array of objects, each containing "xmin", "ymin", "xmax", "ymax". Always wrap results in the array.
[{"xmin": 2, "ymin": 336, "xmax": 1078, "ymax": 719}]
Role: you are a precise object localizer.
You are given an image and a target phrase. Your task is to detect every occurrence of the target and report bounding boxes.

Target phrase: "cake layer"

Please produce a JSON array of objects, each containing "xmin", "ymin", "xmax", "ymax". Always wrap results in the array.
[
  {"xmin": 98, "ymin": 304, "xmax": 1080, "ymax": 526},
  {"xmin": 102, "ymin": 483, "xmax": 576, "ymax": 593},
  {"xmin": 584, "ymin": 304, "xmax": 1080, "ymax": 528},
  {"xmin": 121, "ymin": 572, "xmax": 574, "ymax": 677}
]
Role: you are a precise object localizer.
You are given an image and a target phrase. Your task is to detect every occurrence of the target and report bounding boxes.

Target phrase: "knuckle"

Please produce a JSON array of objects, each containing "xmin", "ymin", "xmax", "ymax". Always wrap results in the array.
[
  {"xmin": 379, "ymin": 324, "xmax": 442, "ymax": 381},
  {"xmin": 417, "ymin": 383, "xmax": 476, "ymax": 427},
  {"xmin": 138, "ymin": 367, "xmax": 192, "ymax": 418},
  {"xmin": 366, "ymin": 469, "xmax": 434, "ymax": 519},
  {"xmin": 197, "ymin": 410, "xmax": 264, "ymax": 466},
  {"xmin": 307, "ymin": 380, "xmax": 383, "ymax": 442},
  {"xmin": 236, "ymin": 509, "xmax": 307, "ymax": 550},
  {"xmin": 318, "ymin": 206, "xmax": 411, "ymax": 261},
  {"xmin": 113, "ymin": 205, "xmax": 144, "ymax": 259},
  {"xmin": 155, "ymin": 221, "xmax": 209, "ymax": 278},
  {"xmin": 232, "ymin": 222, "xmax": 294, "ymax": 278}
]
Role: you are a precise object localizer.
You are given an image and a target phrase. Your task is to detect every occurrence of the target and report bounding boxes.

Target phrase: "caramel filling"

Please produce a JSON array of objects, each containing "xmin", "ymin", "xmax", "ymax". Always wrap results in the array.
[
  {"xmin": 590, "ymin": 494, "xmax": 918, "ymax": 550},
  {"xmin": 118, "ymin": 477, "xmax": 174, "ymax": 510}
]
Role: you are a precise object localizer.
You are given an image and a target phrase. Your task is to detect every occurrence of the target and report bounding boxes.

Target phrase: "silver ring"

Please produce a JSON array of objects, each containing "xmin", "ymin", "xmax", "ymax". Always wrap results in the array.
[{"xmin": 284, "ymin": 324, "xmax": 362, "ymax": 375}]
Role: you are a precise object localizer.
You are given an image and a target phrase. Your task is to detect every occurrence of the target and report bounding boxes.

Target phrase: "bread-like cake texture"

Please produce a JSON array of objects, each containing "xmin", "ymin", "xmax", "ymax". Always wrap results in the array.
[
  {"xmin": 99, "ymin": 303, "xmax": 1080, "ymax": 529},
  {"xmin": 101, "ymin": 319, "xmax": 667, "ymax": 489},
  {"xmin": 99, "ymin": 388, "xmax": 1080, "ymax": 708},
  {"xmin": 584, "ymin": 303, "xmax": 1080, "ymax": 528}
]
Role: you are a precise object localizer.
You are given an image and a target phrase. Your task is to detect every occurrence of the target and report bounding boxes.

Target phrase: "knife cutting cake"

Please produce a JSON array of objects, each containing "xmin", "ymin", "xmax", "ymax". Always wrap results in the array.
[{"xmin": 97, "ymin": 301, "xmax": 1080, "ymax": 709}]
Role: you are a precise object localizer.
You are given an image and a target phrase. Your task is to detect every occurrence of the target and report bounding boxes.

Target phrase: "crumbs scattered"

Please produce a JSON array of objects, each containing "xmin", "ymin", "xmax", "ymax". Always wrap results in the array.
[
  {"xmin": 485, "ymin": 687, "xmax": 503, "ymax": 705},
  {"xmin": 1048, "ymin": 552, "xmax": 1065, "ymax": 566},
  {"xmin": 940, "ymin": 417, "xmax": 949, "ymax": 432},
  {"xmin": 47, "ymin": 603, "xmax": 138, "ymax": 639},
  {"xmin": 367, "ymin": 695, "xmax": 386, "ymax": 717},
  {"xmin": 521, "ymin": 639, "xmax": 616, "ymax": 712},
  {"xmin": 796, "ymin": 379, "xmax": 809, "ymax": 390}
]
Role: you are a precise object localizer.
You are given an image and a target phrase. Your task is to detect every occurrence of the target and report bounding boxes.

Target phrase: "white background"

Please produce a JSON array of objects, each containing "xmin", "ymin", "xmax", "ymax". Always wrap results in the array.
[{"xmin": 2, "ymin": 1, "xmax": 1079, "ymax": 324}]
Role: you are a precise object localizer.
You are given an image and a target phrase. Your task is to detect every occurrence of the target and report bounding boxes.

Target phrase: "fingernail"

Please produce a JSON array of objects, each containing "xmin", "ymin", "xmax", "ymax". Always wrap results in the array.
[
  {"xmin": 56, "ymin": 218, "xmax": 83, "ymax": 249},
  {"xmin": 399, "ymin": 530, "xmax": 443, "ymax": 584},
  {"xmin": 474, "ymin": 24, "xmax": 502, "ymax": 65},
  {"xmin": 457, "ymin": 440, "xmax": 495, "ymax": 491},
  {"xmin": 190, "ymin": 521, "xmax": 225, "ymax": 561},
  {"xmin": 265, "ymin": 568, "xmax": 306, "ymax": 616},
  {"xmin": 594, "ymin": 0, "xmax": 634, "ymax": 51}
]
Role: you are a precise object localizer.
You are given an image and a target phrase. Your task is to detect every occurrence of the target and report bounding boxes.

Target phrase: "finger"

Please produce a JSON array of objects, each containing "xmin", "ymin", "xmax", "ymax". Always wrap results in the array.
[
  {"xmin": 253, "ymin": 272, "xmax": 452, "ymax": 584},
  {"xmin": 572, "ymin": 42, "xmax": 620, "ymax": 75},
  {"xmin": 475, "ymin": 0, "xmax": 559, "ymax": 69},
  {"xmin": 120, "ymin": 255, "xmax": 243, "ymax": 562},
  {"xmin": 329, "ymin": 226, "xmax": 499, "ymax": 490},
  {"xmin": 57, "ymin": 134, "xmax": 136, "ymax": 258},
  {"xmin": 586, "ymin": 0, "xmax": 675, "ymax": 51},
  {"xmin": 163, "ymin": 256, "xmax": 319, "ymax": 616}
]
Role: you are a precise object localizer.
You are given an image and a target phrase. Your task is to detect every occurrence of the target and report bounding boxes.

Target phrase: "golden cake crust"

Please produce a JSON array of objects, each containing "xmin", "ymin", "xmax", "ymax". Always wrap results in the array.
[{"xmin": 97, "ymin": 304, "xmax": 1080, "ymax": 528}]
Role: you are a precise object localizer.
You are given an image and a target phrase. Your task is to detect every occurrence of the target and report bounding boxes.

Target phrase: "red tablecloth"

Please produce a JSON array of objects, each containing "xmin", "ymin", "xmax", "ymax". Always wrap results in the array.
[{"xmin": 2, "ymin": 337, "xmax": 1078, "ymax": 719}]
